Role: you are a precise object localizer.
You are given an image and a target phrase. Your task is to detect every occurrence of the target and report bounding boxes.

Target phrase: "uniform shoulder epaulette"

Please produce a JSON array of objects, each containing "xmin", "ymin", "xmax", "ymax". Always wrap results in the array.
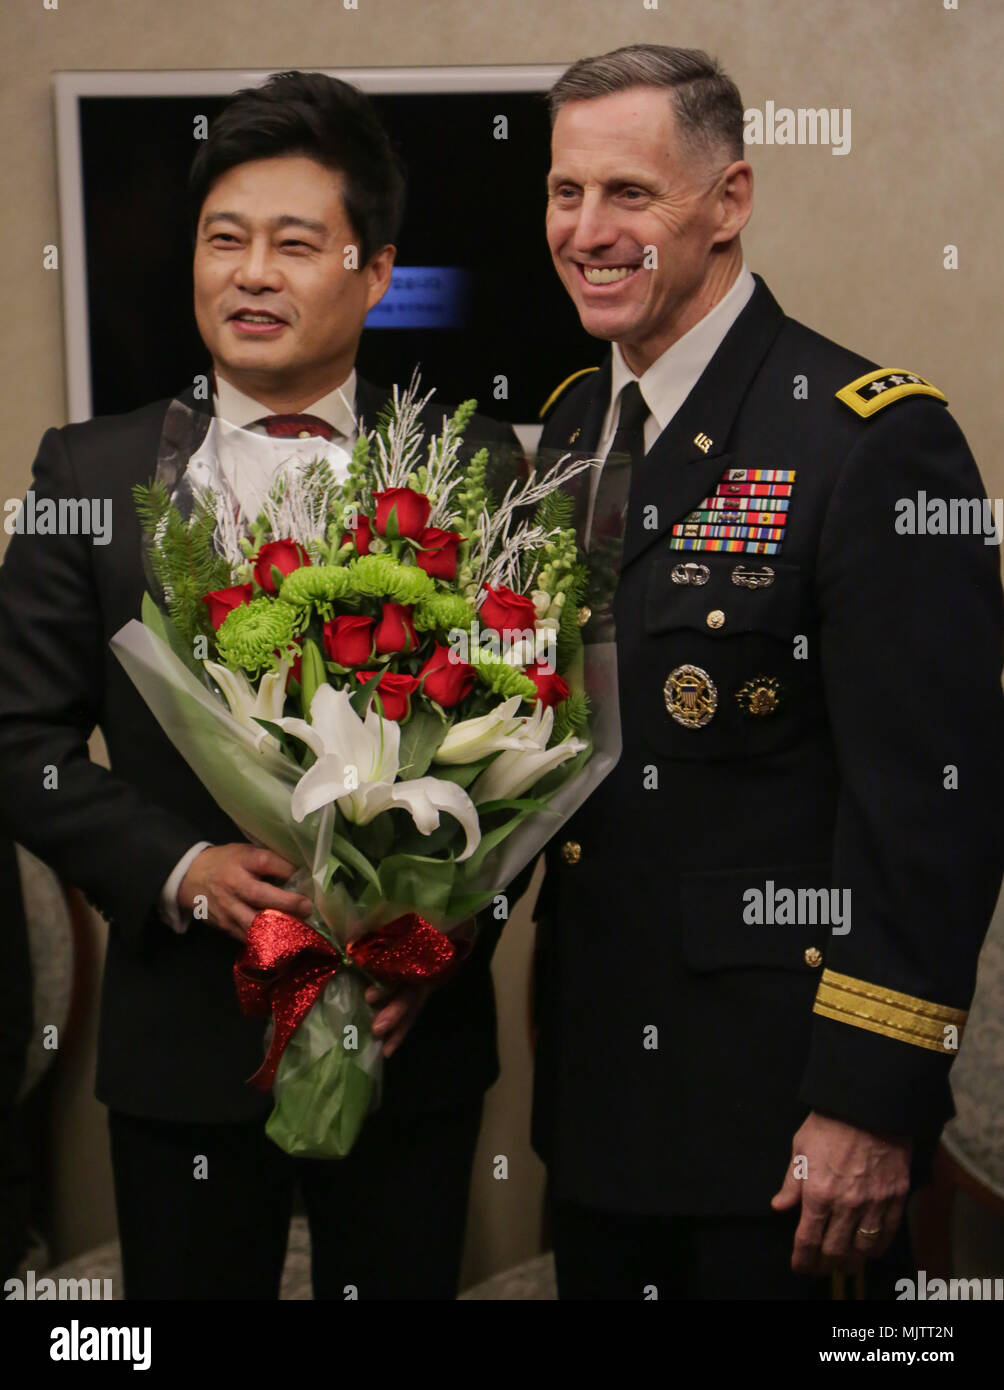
[
  {"xmin": 835, "ymin": 368, "xmax": 947, "ymax": 419},
  {"xmin": 539, "ymin": 366, "xmax": 600, "ymax": 420}
]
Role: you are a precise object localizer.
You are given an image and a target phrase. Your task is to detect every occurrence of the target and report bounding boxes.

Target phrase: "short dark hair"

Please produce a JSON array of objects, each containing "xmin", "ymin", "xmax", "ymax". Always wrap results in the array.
[
  {"xmin": 188, "ymin": 70, "xmax": 406, "ymax": 263},
  {"xmin": 548, "ymin": 44, "xmax": 745, "ymax": 165}
]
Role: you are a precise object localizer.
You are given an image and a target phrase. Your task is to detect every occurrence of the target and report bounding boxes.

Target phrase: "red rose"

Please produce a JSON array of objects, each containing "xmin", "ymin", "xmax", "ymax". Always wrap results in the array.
[
  {"xmin": 479, "ymin": 583, "xmax": 537, "ymax": 637},
  {"xmin": 417, "ymin": 644, "xmax": 476, "ymax": 708},
  {"xmin": 351, "ymin": 513, "xmax": 373, "ymax": 555},
  {"xmin": 355, "ymin": 670, "xmax": 420, "ymax": 721},
  {"xmin": 373, "ymin": 602, "xmax": 417, "ymax": 655},
  {"xmin": 203, "ymin": 583, "xmax": 252, "ymax": 630},
  {"xmin": 323, "ymin": 615, "xmax": 375, "ymax": 666},
  {"xmin": 524, "ymin": 661, "xmax": 569, "ymax": 709},
  {"xmin": 253, "ymin": 539, "xmax": 311, "ymax": 593},
  {"xmin": 372, "ymin": 487, "xmax": 431, "ymax": 541},
  {"xmin": 415, "ymin": 526, "xmax": 464, "ymax": 580}
]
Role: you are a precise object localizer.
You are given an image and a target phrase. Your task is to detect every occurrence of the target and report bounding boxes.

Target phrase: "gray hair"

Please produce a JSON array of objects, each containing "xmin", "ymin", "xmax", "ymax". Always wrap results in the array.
[{"xmin": 548, "ymin": 45, "xmax": 745, "ymax": 164}]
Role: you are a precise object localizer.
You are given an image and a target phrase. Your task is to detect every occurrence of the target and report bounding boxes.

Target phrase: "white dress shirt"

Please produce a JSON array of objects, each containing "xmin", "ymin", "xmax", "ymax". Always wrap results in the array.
[
  {"xmin": 159, "ymin": 372, "xmax": 359, "ymax": 933},
  {"xmin": 213, "ymin": 370, "xmax": 359, "ymax": 443},
  {"xmin": 585, "ymin": 265, "xmax": 756, "ymax": 539}
]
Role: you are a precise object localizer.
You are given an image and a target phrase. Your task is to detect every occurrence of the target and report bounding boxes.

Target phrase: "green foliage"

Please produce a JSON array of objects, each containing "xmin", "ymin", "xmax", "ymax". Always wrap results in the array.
[
  {"xmin": 533, "ymin": 487, "xmax": 575, "ymax": 537},
  {"xmin": 298, "ymin": 638, "xmax": 327, "ymax": 721},
  {"xmin": 447, "ymin": 398, "xmax": 478, "ymax": 440},
  {"xmin": 133, "ymin": 481, "xmax": 230, "ymax": 655},
  {"xmin": 550, "ymin": 689, "xmax": 590, "ymax": 746},
  {"xmin": 554, "ymin": 560, "xmax": 590, "ymax": 671},
  {"xmin": 452, "ymin": 446, "xmax": 489, "ymax": 537},
  {"xmin": 133, "ymin": 479, "xmax": 172, "ymax": 536}
]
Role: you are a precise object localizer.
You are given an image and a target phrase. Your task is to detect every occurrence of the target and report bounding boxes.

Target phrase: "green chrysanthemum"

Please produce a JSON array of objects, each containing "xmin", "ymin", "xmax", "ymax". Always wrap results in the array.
[
  {"xmin": 215, "ymin": 597, "xmax": 300, "ymax": 675},
  {"xmin": 467, "ymin": 647, "xmax": 538, "ymax": 702},
  {"xmin": 279, "ymin": 564, "xmax": 354, "ymax": 622},
  {"xmin": 346, "ymin": 554, "xmax": 434, "ymax": 604},
  {"xmin": 413, "ymin": 592, "xmax": 476, "ymax": 633}
]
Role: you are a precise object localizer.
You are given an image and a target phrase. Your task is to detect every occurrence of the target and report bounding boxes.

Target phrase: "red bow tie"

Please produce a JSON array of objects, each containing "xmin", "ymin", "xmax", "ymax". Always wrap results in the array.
[{"xmin": 252, "ymin": 413, "xmax": 336, "ymax": 441}]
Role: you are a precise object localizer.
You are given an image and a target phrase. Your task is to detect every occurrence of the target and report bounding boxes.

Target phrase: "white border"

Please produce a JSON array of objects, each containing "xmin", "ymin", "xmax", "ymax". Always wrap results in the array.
[{"xmin": 54, "ymin": 66, "xmax": 563, "ymax": 422}]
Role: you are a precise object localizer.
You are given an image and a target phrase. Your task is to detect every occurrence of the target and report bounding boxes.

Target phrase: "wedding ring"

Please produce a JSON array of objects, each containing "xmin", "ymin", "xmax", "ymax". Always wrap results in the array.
[{"xmin": 856, "ymin": 1226, "xmax": 882, "ymax": 1239}]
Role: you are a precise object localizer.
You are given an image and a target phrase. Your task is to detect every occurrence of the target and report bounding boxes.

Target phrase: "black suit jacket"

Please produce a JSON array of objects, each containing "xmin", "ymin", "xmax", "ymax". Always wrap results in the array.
[
  {"xmin": 0, "ymin": 377, "xmax": 517, "ymax": 1123},
  {"xmin": 526, "ymin": 276, "xmax": 1004, "ymax": 1214}
]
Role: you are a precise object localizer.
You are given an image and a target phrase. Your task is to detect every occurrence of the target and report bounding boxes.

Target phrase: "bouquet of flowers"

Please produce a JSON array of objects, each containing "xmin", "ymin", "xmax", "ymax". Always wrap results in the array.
[{"xmin": 111, "ymin": 378, "xmax": 622, "ymax": 1157}]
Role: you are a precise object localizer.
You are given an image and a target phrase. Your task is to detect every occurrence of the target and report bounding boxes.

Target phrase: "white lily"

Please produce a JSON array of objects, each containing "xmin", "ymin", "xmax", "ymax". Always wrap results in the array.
[
  {"xmin": 432, "ymin": 694, "xmax": 529, "ymax": 765},
  {"xmin": 470, "ymin": 701, "xmax": 586, "ymax": 804},
  {"xmin": 205, "ymin": 659, "xmax": 289, "ymax": 750},
  {"xmin": 275, "ymin": 684, "xmax": 481, "ymax": 861}
]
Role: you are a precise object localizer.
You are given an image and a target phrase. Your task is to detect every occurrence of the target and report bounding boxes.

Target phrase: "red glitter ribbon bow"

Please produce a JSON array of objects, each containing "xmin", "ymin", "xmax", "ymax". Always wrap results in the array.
[{"xmin": 233, "ymin": 908, "xmax": 458, "ymax": 1089}]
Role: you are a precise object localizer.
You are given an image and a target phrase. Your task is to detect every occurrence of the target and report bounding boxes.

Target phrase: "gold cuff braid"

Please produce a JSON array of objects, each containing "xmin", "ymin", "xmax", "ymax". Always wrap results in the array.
[{"xmin": 813, "ymin": 969, "xmax": 967, "ymax": 1054}]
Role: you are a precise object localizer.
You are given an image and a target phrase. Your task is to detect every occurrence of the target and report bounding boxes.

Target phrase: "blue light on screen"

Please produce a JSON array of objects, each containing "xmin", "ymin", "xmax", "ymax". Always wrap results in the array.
[{"xmin": 365, "ymin": 266, "xmax": 471, "ymax": 330}]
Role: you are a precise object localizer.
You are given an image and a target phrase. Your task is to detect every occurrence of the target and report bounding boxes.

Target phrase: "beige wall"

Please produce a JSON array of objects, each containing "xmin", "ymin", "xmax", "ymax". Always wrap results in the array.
[{"xmin": 2, "ymin": 0, "xmax": 1001, "ymax": 1282}]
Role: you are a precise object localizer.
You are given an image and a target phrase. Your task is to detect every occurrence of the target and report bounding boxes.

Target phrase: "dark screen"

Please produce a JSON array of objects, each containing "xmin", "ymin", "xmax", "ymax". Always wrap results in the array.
[{"xmin": 80, "ymin": 90, "xmax": 600, "ymax": 423}]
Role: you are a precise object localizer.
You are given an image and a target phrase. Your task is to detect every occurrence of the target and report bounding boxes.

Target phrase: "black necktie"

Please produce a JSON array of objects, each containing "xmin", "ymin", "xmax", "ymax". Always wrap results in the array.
[
  {"xmin": 589, "ymin": 381, "xmax": 649, "ymax": 550},
  {"xmin": 607, "ymin": 380, "xmax": 649, "ymax": 466},
  {"xmin": 583, "ymin": 381, "xmax": 649, "ymax": 641}
]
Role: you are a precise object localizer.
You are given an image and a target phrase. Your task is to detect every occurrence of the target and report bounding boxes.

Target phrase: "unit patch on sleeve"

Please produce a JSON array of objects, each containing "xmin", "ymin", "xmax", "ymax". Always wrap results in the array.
[{"xmin": 835, "ymin": 369, "xmax": 947, "ymax": 419}]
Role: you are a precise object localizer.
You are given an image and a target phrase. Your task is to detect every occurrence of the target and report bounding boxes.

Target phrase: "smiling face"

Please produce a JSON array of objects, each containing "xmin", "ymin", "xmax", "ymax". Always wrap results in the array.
[
  {"xmin": 193, "ymin": 154, "xmax": 394, "ymax": 411},
  {"xmin": 546, "ymin": 87, "xmax": 751, "ymax": 374}
]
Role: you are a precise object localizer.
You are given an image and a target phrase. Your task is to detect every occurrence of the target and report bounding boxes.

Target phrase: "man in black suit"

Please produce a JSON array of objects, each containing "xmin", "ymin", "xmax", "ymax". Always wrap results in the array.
[
  {"xmin": 519, "ymin": 45, "xmax": 1004, "ymax": 1298},
  {"xmin": 0, "ymin": 71, "xmax": 515, "ymax": 1300}
]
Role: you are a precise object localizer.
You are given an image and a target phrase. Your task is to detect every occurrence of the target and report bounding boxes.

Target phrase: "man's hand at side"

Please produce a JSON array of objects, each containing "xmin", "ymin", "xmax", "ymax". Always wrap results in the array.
[
  {"xmin": 178, "ymin": 844, "xmax": 315, "ymax": 942},
  {"xmin": 365, "ymin": 983, "xmax": 431, "ymax": 1058},
  {"xmin": 771, "ymin": 1111, "xmax": 912, "ymax": 1275},
  {"xmin": 361, "ymin": 911, "xmax": 479, "ymax": 1058}
]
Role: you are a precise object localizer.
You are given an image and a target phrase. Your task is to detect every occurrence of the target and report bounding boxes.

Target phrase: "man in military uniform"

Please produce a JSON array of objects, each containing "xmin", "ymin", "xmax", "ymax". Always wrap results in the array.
[{"xmin": 519, "ymin": 44, "xmax": 1004, "ymax": 1298}]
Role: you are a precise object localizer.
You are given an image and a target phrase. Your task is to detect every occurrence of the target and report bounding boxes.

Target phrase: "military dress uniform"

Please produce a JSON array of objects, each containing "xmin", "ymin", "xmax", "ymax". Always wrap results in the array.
[{"xmin": 521, "ymin": 273, "xmax": 1004, "ymax": 1298}]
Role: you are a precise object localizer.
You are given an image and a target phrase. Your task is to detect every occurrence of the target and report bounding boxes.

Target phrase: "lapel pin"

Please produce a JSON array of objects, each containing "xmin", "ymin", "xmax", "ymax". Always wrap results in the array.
[{"xmin": 693, "ymin": 432, "xmax": 713, "ymax": 454}]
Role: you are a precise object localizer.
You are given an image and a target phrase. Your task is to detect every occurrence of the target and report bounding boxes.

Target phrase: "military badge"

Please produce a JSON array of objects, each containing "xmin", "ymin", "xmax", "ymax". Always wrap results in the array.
[
  {"xmin": 731, "ymin": 564, "xmax": 775, "ymax": 589},
  {"xmin": 670, "ymin": 562, "xmax": 710, "ymax": 585},
  {"xmin": 664, "ymin": 664, "xmax": 718, "ymax": 728},
  {"xmin": 736, "ymin": 676, "xmax": 783, "ymax": 717}
]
